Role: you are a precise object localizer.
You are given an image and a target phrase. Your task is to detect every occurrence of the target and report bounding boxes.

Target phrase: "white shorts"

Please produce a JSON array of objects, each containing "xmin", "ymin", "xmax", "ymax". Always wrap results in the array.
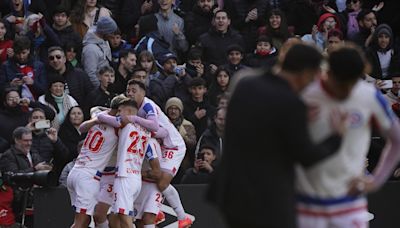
[
  {"xmin": 97, "ymin": 167, "xmax": 116, "ymax": 206},
  {"xmin": 67, "ymin": 168, "xmax": 101, "ymax": 215},
  {"xmin": 134, "ymin": 181, "xmax": 163, "ymax": 220},
  {"xmin": 112, "ymin": 176, "xmax": 141, "ymax": 216},
  {"xmin": 297, "ymin": 195, "xmax": 369, "ymax": 228},
  {"xmin": 158, "ymin": 145, "xmax": 185, "ymax": 176}
]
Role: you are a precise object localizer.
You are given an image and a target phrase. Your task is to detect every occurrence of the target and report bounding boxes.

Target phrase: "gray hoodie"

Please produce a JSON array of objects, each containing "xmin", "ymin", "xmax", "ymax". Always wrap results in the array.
[{"xmin": 82, "ymin": 31, "xmax": 112, "ymax": 87}]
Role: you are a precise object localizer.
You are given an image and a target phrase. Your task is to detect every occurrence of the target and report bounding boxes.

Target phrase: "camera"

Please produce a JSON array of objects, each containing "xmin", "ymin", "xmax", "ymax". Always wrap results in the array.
[{"xmin": 2, "ymin": 170, "xmax": 52, "ymax": 188}]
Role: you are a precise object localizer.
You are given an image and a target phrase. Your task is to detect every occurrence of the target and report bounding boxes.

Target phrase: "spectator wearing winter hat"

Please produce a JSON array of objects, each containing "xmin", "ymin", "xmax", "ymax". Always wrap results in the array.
[
  {"xmin": 366, "ymin": 23, "xmax": 400, "ymax": 80},
  {"xmin": 81, "ymin": 16, "xmax": 117, "ymax": 87},
  {"xmin": 245, "ymin": 35, "xmax": 277, "ymax": 68},
  {"xmin": 38, "ymin": 74, "xmax": 78, "ymax": 130},
  {"xmin": 165, "ymin": 97, "xmax": 197, "ymax": 167},
  {"xmin": 301, "ymin": 13, "xmax": 342, "ymax": 50},
  {"xmin": 149, "ymin": 52, "xmax": 193, "ymax": 107}
]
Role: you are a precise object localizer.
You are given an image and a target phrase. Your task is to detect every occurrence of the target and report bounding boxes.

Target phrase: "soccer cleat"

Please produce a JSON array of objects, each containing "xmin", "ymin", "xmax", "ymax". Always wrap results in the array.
[
  {"xmin": 178, "ymin": 216, "xmax": 193, "ymax": 228},
  {"xmin": 155, "ymin": 211, "xmax": 165, "ymax": 225}
]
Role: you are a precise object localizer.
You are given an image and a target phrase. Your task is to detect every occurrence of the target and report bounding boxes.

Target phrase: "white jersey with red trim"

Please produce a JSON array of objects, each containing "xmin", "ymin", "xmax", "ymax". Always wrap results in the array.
[
  {"xmin": 138, "ymin": 97, "xmax": 185, "ymax": 148},
  {"xmin": 115, "ymin": 123, "xmax": 157, "ymax": 178},
  {"xmin": 74, "ymin": 123, "xmax": 118, "ymax": 171},
  {"xmin": 296, "ymin": 79, "xmax": 395, "ymax": 198}
]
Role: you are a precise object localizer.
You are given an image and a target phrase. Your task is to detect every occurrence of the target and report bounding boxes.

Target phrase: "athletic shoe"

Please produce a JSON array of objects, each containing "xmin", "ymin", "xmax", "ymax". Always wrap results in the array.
[{"xmin": 178, "ymin": 216, "xmax": 193, "ymax": 228}]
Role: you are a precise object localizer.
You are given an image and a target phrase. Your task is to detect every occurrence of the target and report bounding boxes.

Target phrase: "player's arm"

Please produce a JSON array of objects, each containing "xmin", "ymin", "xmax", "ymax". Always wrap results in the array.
[
  {"xmin": 79, "ymin": 117, "xmax": 100, "ymax": 133},
  {"xmin": 364, "ymin": 91, "xmax": 400, "ymax": 190},
  {"xmin": 285, "ymin": 100, "xmax": 343, "ymax": 168},
  {"xmin": 142, "ymin": 142, "xmax": 161, "ymax": 181},
  {"xmin": 97, "ymin": 112, "xmax": 122, "ymax": 128},
  {"xmin": 152, "ymin": 126, "xmax": 168, "ymax": 139},
  {"xmin": 126, "ymin": 115, "xmax": 159, "ymax": 132}
]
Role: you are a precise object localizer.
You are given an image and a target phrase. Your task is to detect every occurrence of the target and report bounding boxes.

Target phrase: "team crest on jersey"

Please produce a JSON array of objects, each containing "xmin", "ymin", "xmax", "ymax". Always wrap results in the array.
[{"xmin": 348, "ymin": 111, "xmax": 363, "ymax": 128}]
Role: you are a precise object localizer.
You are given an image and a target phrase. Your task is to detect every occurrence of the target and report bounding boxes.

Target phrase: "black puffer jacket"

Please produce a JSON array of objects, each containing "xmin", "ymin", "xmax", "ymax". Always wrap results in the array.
[
  {"xmin": 0, "ymin": 145, "xmax": 43, "ymax": 173},
  {"xmin": 53, "ymin": 23, "xmax": 82, "ymax": 51},
  {"xmin": 47, "ymin": 63, "xmax": 93, "ymax": 106},
  {"xmin": 197, "ymin": 28, "xmax": 245, "ymax": 66},
  {"xmin": 184, "ymin": 4, "xmax": 214, "ymax": 46}
]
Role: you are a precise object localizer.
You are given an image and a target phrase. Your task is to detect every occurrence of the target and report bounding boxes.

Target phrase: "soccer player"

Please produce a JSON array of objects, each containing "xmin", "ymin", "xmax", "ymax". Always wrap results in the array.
[
  {"xmin": 66, "ymin": 96, "xmax": 125, "ymax": 228},
  {"xmin": 126, "ymin": 79, "xmax": 193, "ymax": 227},
  {"xmin": 112, "ymin": 98, "xmax": 161, "ymax": 228},
  {"xmin": 296, "ymin": 45, "xmax": 400, "ymax": 228}
]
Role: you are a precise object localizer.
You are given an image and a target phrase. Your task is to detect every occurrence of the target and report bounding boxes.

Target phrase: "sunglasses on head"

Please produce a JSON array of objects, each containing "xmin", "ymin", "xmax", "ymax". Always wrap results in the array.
[{"xmin": 48, "ymin": 55, "xmax": 62, "ymax": 61}]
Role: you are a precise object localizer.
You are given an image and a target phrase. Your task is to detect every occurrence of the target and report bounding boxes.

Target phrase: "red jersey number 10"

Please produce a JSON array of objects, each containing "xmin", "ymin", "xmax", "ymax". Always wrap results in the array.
[
  {"xmin": 127, "ymin": 131, "xmax": 148, "ymax": 157},
  {"xmin": 83, "ymin": 130, "xmax": 105, "ymax": 153}
]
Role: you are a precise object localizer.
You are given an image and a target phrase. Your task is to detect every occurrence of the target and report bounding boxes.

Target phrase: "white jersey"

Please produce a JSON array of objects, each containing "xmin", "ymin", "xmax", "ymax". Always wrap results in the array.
[
  {"xmin": 296, "ymin": 79, "xmax": 395, "ymax": 198},
  {"xmin": 138, "ymin": 97, "xmax": 185, "ymax": 148},
  {"xmin": 115, "ymin": 123, "xmax": 157, "ymax": 178},
  {"xmin": 74, "ymin": 123, "xmax": 118, "ymax": 171}
]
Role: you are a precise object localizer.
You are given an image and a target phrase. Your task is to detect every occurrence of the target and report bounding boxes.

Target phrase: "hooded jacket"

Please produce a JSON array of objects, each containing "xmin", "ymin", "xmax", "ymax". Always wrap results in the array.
[{"xmin": 81, "ymin": 31, "xmax": 112, "ymax": 87}]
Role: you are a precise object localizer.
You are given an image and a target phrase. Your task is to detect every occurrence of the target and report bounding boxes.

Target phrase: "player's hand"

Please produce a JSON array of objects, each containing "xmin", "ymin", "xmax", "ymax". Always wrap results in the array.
[
  {"xmin": 35, "ymin": 162, "xmax": 53, "ymax": 171},
  {"xmin": 329, "ymin": 108, "xmax": 348, "ymax": 136},
  {"xmin": 10, "ymin": 78, "xmax": 23, "ymax": 87},
  {"xmin": 46, "ymin": 128, "xmax": 58, "ymax": 143},
  {"xmin": 347, "ymin": 176, "xmax": 377, "ymax": 196}
]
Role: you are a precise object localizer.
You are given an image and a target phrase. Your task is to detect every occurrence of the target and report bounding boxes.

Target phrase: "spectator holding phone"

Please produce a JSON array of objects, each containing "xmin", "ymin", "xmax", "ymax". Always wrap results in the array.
[
  {"xmin": 0, "ymin": 36, "xmax": 47, "ymax": 101},
  {"xmin": 26, "ymin": 108, "xmax": 70, "ymax": 184},
  {"xmin": 180, "ymin": 144, "xmax": 216, "ymax": 184}
]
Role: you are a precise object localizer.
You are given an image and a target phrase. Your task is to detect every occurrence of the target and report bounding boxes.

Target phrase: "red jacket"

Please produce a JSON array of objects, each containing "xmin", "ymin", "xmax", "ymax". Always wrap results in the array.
[{"xmin": 0, "ymin": 185, "xmax": 15, "ymax": 226}]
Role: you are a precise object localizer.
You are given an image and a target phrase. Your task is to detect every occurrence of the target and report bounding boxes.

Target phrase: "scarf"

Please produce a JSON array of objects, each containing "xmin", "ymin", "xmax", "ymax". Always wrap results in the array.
[{"xmin": 50, "ymin": 94, "xmax": 74, "ymax": 130}]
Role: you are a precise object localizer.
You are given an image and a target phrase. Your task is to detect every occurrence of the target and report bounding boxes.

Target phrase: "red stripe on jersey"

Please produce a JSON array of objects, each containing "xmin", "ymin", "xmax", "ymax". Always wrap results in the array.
[
  {"xmin": 297, "ymin": 205, "xmax": 367, "ymax": 217},
  {"xmin": 93, "ymin": 176, "xmax": 101, "ymax": 181},
  {"xmin": 79, "ymin": 208, "xmax": 87, "ymax": 214},
  {"xmin": 119, "ymin": 208, "xmax": 125, "ymax": 214}
]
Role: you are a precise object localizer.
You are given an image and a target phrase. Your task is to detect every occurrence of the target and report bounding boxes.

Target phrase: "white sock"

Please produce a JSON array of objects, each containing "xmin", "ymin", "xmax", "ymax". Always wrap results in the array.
[
  {"xmin": 95, "ymin": 220, "xmax": 109, "ymax": 228},
  {"xmin": 163, "ymin": 185, "xmax": 186, "ymax": 220},
  {"xmin": 144, "ymin": 225, "xmax": 155, "ymax": 228}
]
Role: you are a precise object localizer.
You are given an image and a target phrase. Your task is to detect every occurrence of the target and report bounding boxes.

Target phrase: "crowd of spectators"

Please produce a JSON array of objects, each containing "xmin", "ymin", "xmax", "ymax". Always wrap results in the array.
[{"xmin": 0, "ymin": 0, "xmax": 400, "ymax": 226}]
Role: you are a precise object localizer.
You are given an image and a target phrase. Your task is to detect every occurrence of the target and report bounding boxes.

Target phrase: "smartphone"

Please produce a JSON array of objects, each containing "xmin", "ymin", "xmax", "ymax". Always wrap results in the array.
[
  {"xmin": 35, "ymin": 120, "xmax": 51, "ymax": 129},
  {"xmin": 15, "ymin": 72, "xmax": 24, "ymax": 79},
  {"xmin": 197, "ymin": 153, "xmax": 205, "ymax": 161},
  {"xmin": 381, "ymin": 80, "xmax": 393, "ymax": 89}
]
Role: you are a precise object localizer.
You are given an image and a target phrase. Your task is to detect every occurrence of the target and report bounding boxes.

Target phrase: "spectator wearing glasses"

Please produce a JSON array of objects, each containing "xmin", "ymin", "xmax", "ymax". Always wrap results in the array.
[
  {"xmin": 47, "ymin": 46, "xmax": 93, "ymax": 106},
  {"xmin": 0, "ymin": 87, "xmax": 55, "ymax": 144},
  {"xmin": 302, "ymin": 13, "xmax": 342, "ymax": 50}
]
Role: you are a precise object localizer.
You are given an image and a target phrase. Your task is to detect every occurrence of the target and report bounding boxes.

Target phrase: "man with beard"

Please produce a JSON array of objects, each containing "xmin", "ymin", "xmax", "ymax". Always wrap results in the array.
[
  {"xmin": 83, "ymin": 66, "xmax": 117, "ymax": 118},
  {"xmin": 47, "ymin": 46, "xmax": 93, "ymax": 106},
  {"xmin": 184, "ymin": 0, "xmax": 216, "ymax": 46},
  {"xmin": 0, "ymin": 36, "xmax": 47, "ymax": 100},
  {"xmin": 351, "ymin": 9, "xmax": 377, "ymax": 48},
  {"xmin": 109, "ymin": 49, "xmax": 136, "ymax": 94}
]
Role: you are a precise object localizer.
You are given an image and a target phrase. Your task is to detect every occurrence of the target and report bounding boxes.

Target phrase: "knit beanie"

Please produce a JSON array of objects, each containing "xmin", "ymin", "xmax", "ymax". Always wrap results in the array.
[
  {"xmin": 96, "ymin": 17, "xmax": 118, "ymax": 35},
  {"xmin": 317, "ymin": 13, "xmax": 340, "ymax": 32},
  {"xmin": 165, "ymin": 97, "xmax": 184, "ymax": 113},
  {"xmin": 373, "ymin": 23, "xmax": 393, "ymax": 51}
]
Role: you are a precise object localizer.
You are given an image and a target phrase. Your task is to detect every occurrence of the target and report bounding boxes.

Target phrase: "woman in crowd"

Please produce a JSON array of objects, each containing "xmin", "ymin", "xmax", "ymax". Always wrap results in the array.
[
  {"xmin": 38, "ymin": 75, "xmax": 78, "ymax": 130},
  {"xmin": 0, "ymin": 19, "xmax": 13, "ymax": 64},
  {"xmin": 258, "ymin": 9, "xmax": 289, "ymax": 50},
  {"xmin": 58, "ymin": 106, "xmax": 86, "ymax": 159},
  {"xmin": 138, "ymin": 50, "xmax": 160, "ymax": 86},
  {"xmin": 208, "ymin": 66, "xmax": 231, "ymax": 107},
  {"xmin": 69, "ymin": 0, "xmax": 111, "ymax": 38},
  {"xmin": 366, "ymin": 23, "xmax": 399, "ymax": 80}
]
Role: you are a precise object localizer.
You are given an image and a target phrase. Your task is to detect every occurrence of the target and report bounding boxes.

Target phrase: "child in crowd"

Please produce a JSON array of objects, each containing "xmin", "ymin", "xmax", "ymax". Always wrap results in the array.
[
  {"xmin": 208, "ymin": 66, "xmax": 230, "ymax": 107},
  {"xmin": 245, "ymin": 35, "xmax": 277, "ymax": 68}
]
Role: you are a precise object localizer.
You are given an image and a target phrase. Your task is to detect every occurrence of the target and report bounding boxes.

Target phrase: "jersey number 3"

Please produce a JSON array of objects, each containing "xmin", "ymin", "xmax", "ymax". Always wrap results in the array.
[{"xmin": 127, "ymin": 131, "xmax": 148, "ymax": 157}]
